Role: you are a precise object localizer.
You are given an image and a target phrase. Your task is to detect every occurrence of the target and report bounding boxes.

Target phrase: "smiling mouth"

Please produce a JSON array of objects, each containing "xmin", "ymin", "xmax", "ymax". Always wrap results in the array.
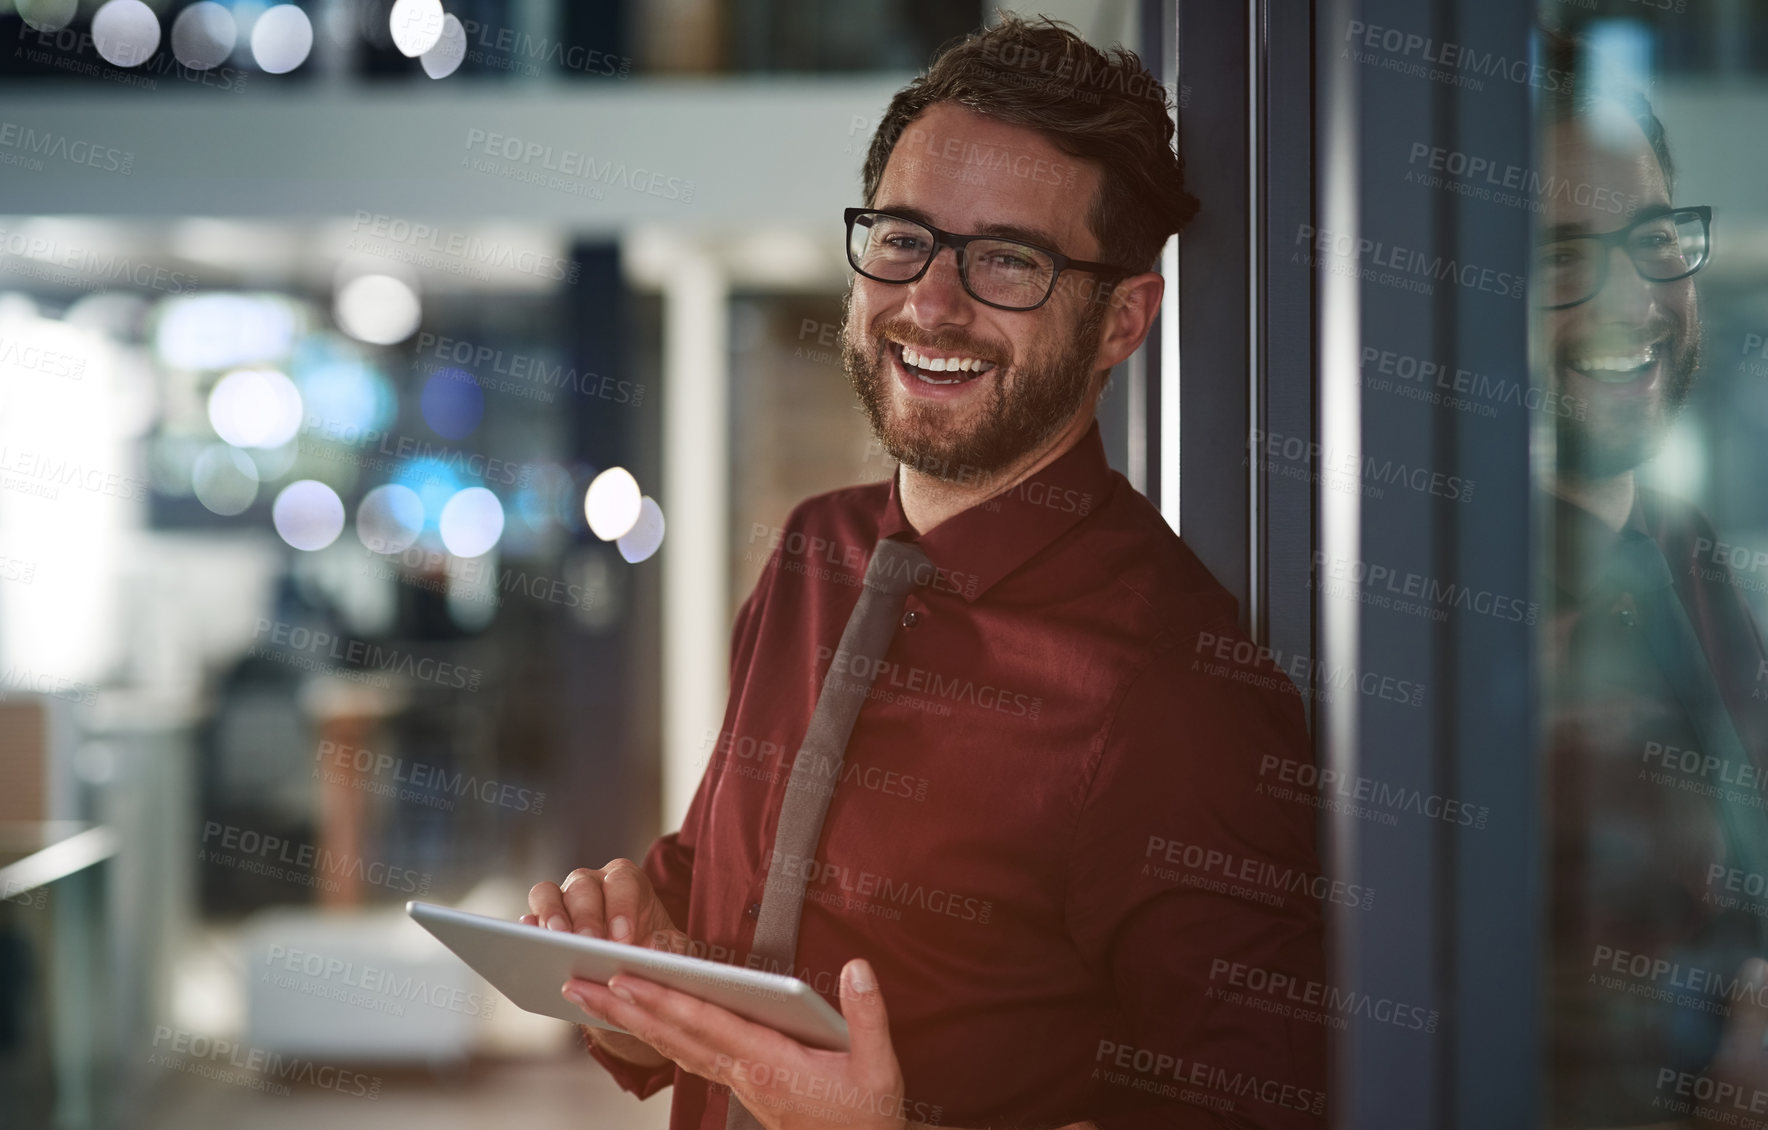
[
  {"xmin": 890, "ymin": 340, "xmax": 999, "ymax": 386},
  {"xmin": 1565, "ymin": 341, "xmax": 1662, "ymax": 385}
]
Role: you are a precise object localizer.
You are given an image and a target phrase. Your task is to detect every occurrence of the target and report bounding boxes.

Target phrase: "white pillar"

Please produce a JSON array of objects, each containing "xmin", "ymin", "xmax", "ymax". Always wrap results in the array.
[{"xmin": 628, "ymin": 231, "xmax": 730, "ymax": 830}]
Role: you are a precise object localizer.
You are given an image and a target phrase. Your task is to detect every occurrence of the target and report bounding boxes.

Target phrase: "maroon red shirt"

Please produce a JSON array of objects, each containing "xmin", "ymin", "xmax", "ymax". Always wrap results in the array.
[{"xmin": 588, "ymin": 422, "xmax": 1327, "ymax": 1129}]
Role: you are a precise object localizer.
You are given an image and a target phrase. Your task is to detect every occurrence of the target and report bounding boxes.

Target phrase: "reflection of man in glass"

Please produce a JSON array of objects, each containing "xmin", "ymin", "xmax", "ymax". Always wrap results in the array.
[
  {"xmin": 1537, "ymin": 35, "xmax": 1768, "ymax": 1129},
  {"xmin": 523, "ymin": 16, "xmax": 1325, "ymax": 1130}
]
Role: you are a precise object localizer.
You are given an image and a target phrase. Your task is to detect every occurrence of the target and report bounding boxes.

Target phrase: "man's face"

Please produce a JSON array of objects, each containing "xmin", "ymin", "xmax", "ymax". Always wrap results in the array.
[
  {"xmin": 842, "ymin": 102, "xmax": 1114, "ymax": 481},
  {"xmin": 1540, "ymin": 105, "xmax": 1701, "ymax": 481}
]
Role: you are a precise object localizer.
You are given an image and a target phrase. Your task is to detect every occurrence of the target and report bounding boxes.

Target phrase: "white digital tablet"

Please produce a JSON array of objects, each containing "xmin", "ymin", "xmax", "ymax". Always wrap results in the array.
[{"xmin": 406, "ymin": 901, "xmax": 851, "ymax": 1051}]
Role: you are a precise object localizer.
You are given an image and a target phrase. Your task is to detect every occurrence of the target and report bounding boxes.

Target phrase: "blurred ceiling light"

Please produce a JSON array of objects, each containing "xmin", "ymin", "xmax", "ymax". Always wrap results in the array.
[
  {"xmin": 91, "ymin": 0, "xmax": 160, "ymax": 67},
  {"xmin": 16, "ymin": 0, "xmax": 77, "ymax": 33},
  {"xmin": 389, "ymin": 0, "xmax": 444, "ymax": 57},
  {"xmin": 335, "ymin": 274, "xmax": 421, "ymax": 346},
  {"xmin": 439, "ymin": 487, "xmax": 505, "ymax": 558},
  {"xmin": 617, "ymin": 496, "xmax": 665, "ymax": 563},
  {"xmin": 245, "ymin": 436, "xmax": 299, "ymax": 481},
  {"xmin": 420, "ymin": 12, "xmax": 466, "ymax": 79},
  {"xmin": 420, "ymin": 367, "xmax": 483, "ymax": 440},
  {"xmin": 191, "ymin": 444, "xmax": 260, "ymax": 516},
  {"xmin": 170, "ymin": 1, "xmax": 236, "ymax": 70},
  {"xmin": 63, "ymin": 291, "xmax": 150, "ymax": 340},
  {"xmin": 356, "ymin": 483, "xmax": 426, "ymax": 554},
  {"xmin": 585, "ymin": 467, "xmax": 642, "ymax": 541},
  {"xmin": 208, "ymin": 367, "xmax": 304, "ymax": 449},
  {"xmin": 251, "ymin": 3, "xmax": 312, "ymax": 74},
  {"xmin": 273, "ymin": 480, "xmax": 346, "ymax": 551},
  {"xmin": 156, "ymin": 293, "xmax": 298, "ymax": 371}
]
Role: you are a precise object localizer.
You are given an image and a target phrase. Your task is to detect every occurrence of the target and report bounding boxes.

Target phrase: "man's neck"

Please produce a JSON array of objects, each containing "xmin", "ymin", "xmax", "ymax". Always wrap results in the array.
[
  {"xmin": 1546, "ymin": 468, "xmax": 1636, "ymax": 532},
  {"xmin": 897, "ymin": 409, "xmax": 1096, "ymax": 534}
]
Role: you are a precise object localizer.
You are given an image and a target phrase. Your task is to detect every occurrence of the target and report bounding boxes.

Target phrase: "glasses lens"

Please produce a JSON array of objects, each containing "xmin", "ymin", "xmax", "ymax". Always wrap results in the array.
[
  {"xmin": 1630, "ymin": 210, "xmax": 1709, "ymax": 280},
  {"xmin": 849, "ymin": 212, "xmax": 934, "ymax": 281},
  {"xmin": 1535, "ymin": 238, "xmax": 1598, "ymax": 307},
  {"xmin": 964, "ymin": 239, "xmax": 1057, "ymax": 309}
]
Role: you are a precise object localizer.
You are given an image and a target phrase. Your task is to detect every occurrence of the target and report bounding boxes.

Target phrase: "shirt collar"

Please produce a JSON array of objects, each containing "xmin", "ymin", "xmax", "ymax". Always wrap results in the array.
[
  {"xmin": 877, "ymin": 420, "xmax": 1115, "ymax": 603},
  {"xmin": 1547, "ymin": 485, "xmax": 1650, "ymax": 602}
]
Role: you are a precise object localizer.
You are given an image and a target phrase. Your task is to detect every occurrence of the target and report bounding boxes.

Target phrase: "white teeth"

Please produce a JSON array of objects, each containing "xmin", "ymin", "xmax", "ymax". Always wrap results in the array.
[
  {"xmin": 1571, "ymin": 348, "xmax": 1654, "ymax": 373},
  {"xmin": 1577, "ymin": 355, "xmax": 1647, "ymax": 370},
  {"xmin": 900, "ymin": 344, "xmax": 991, "ymax": 374}
]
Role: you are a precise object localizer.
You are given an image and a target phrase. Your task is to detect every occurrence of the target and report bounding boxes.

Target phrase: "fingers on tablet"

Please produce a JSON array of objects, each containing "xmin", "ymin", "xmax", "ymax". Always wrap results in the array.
[
  {"xmin": 528, "ymin": 880, "xmax": 569, "ymax": 933},
  {"xmin": 562, "ymin": 867, "xmax": 609, "ymax": 938},
  {"xmin": 600, "ymin": 859, "xmax": 647, "ymax": 943}
]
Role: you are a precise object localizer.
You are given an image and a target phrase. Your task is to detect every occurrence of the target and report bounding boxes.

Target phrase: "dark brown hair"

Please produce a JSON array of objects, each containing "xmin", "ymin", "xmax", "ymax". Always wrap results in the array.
[{"xmin": 861, "ymin": 15, "xmax": 1199, "ymax": 275}]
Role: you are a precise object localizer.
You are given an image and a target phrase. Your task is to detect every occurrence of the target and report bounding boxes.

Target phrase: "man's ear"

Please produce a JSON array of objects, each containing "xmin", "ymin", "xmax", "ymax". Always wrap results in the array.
[{"xmin": 1093, "ymin": 271, "xmax": 1165, "ymax": 373}]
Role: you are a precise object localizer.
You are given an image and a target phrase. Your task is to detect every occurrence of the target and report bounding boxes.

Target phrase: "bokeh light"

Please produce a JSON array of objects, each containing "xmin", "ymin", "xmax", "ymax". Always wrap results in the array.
[
  {"xmin": 272, "ymin": 480, "xmax": 346, "ymax": 551},
  {"xmin": 389, "ymin": 0, "xmax": 444, "ymax": 56},
  {"xmin": 356, "ymin": 483, "xmax": 426, "ymax": 554},
  {"xmin": 156, "ymin": 294, "xmax": 298, "ymax": 371},
  {"xmin": 191, "ymin": 444, "xmax": 260, "ymax": 517},
  {"xmin": 171, "ymin": 1, "xmax": 236, "ymax": 70},
  {"xmin": 335, "ymin": 274, "xmax": 421, "ymax": 345},
  {"xmin": 244, "ymin": 438, "xmax": 299, "ymax": 482},
  {"xmin": 439, "ymin": 487, "xmax": 505, "ymax": 558},
  {"xmin": 296, "ymin": 356, "xmax": 395, "ymax": 439},
  {"xmin": 420, "ymin": 13, "xmax": 466, "ymax": 79},
  {"xmin": 92, "ymin": 0, "xmax": 161, "ymax": 67},
  {"xmin": 392, "ymin": 457, "xmax": 467, "ymax": 532},
  {"xmin": 584, "ymin": 467, "xmax": 642, "ymax": 541},
  {"xmin": 17, "ymin": 0, "xmax": 78, "ymax": 33},
  {"xmin": 207, "ymin": 368, "xmax": 304, "ymax": 449},
  {"xmin": 251, "ymin": 3, "xmax": 313, "ymax": 73},
  {"xmin": 420, "ymin": 368, "xmax": 484, "ymax": 439},
  {"xmin": 617, "ymin": 496, "xmax": 666, "ymax": 564}
]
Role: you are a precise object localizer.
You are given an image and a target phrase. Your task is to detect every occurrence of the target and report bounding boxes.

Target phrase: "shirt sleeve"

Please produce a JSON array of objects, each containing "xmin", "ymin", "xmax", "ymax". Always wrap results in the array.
[
  {"xmin": 1068, "ymin": 622, "xmax": 1329, "ymax": 1130},
  {"xmin": 583, "ymin": 586, "xmax": 771, "ymax": 1098}
]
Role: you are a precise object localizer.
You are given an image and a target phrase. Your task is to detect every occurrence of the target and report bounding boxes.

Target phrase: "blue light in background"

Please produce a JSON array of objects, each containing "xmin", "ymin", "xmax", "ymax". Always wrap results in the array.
[
  {"xmin": 420, "ymin": 367, "xmax": 485, "ymax": 440},
  {"xmin": 392, "ymin": 456, "xmax": 474, "ymax": 532},
  {"xmin": 289, "ymin": 334, "xmax": 395, "ymax": 437}
]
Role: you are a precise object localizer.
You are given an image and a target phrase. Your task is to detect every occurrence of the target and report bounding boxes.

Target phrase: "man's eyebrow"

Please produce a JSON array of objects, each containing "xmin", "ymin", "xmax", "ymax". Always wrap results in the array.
[
  {"xmin": 1541, "ymin": 221, "xmax": 1590, "ymax": 241},
  {"xmin": 1541, "ymin": 201, "xmax": 1675, "ymax": 242},
  {"xmin": 873, "ymin": 204, "xmax": 1064, "ymax": 251}
]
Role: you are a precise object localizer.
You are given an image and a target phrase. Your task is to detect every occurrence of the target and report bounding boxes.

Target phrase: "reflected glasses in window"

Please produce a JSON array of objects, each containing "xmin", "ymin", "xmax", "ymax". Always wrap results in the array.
[
  {"xmin": 1534, "ymin": 205, "xmax": 1712, "ymax": 310},
  {"xmin": 843, "ymin": 208, "xmax": 1134, "ymax": 312}
]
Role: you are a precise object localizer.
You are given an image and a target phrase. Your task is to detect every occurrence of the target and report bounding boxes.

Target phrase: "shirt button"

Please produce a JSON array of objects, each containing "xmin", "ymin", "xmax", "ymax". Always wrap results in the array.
[
  {"xmin": 901, "ymin": 610, "xmax": 920, "ymax": 629},
  {"xmin": 744, "ymin": 902, "xmax": 760, "ymax": 920}
]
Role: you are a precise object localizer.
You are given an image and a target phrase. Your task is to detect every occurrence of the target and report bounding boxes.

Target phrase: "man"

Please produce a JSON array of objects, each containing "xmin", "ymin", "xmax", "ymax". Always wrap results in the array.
[
  {"xmin": 526, "ymin": 17, "xmax": 1326, "ymax": 1129},
  {"xmin": 1532, "ymin": 34, "xmax": 1768, "ymax": 1128}
]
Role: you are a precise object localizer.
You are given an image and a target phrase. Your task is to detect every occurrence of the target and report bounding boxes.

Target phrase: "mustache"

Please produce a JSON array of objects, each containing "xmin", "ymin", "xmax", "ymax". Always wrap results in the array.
[
  {"xmin": 1556, "ymin": 315, "xmax": 1686, "ymax": 359},
  {"xmin": 863, "ymin": 318, "xmax": 1009, "ymax": 368}
]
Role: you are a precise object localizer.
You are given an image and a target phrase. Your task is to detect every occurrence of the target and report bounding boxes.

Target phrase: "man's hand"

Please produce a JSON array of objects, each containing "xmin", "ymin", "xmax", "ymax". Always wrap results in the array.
[
  {"xmin": 564, "ymin": 957, "xmax": 910, "ymax": 1130},
  {"xmin": 521, "ymin": 859, "xmax": 689, "ymax": 1069},
  {"xmin": 524, "ymin": 858, "xmax": 682, "ymax": 945}
]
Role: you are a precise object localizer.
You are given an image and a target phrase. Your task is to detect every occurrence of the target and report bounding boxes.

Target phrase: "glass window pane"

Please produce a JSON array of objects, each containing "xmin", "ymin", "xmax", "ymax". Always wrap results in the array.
[{"xmin": 1534, "ymin": 14, "xmax": 1768, "ymax": 1126}]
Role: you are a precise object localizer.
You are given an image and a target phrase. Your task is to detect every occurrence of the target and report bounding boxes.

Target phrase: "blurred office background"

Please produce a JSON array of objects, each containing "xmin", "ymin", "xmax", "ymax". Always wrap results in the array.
[{"xmin": 1, "ymin": 0, "xmax": 1766, "ymax": 1127}]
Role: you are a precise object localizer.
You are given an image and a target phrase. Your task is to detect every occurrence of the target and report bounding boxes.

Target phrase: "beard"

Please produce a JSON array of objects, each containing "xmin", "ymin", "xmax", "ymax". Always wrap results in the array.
[
  {"xmin": 1553, "ymin": 314, "xmax": 1701, "ymax": 481},
  {"xmin": 840, "ymin": 289, "xmax": 1106, "ymax": 483}
]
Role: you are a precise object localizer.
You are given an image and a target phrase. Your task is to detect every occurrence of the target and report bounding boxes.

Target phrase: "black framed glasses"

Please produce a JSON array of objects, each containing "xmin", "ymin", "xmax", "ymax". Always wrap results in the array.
[
  {"xmin": 843, "ymin": 207, "xmax": 1136, "ymax": 312},
  {"xmin": 1533, "ymin": 205, "xmax": 1712, "ymax": 310}
]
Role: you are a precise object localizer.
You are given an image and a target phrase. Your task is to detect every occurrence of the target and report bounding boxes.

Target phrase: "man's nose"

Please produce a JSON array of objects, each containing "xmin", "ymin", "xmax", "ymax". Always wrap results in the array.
[
  {"xmin": 1591, "ymin": 244, "xmax": 1655, "ymax": 323},
  {"xmin": 901, "ymin": 245, "xmax": 973, "ymax": 327}
]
